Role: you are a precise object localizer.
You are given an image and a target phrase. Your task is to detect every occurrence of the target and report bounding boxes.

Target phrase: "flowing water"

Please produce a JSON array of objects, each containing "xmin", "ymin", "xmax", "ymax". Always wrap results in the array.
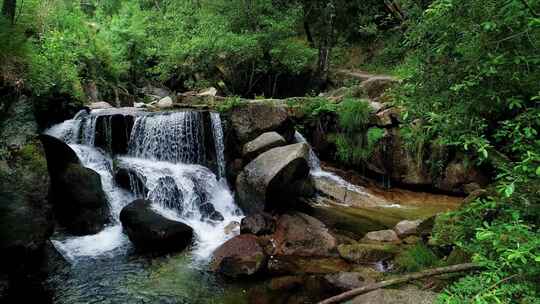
[{"xmin": 44, "ymin": 109, "xmax": 245, "ymax": 303}]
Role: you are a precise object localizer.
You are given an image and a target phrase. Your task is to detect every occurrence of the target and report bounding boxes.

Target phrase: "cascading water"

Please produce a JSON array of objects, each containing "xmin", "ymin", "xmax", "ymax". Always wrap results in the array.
[
  {"xmin": 294, "ymin": 131, "xmax": 371, "ymax": 195},
  {"xmin": 45, "ymin": 109, "xmax": 241, "ymax": 262}
]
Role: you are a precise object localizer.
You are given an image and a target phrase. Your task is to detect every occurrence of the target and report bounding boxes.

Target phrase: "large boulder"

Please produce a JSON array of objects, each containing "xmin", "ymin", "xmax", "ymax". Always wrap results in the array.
[
  {"xmin": 271, "ymin": 213, "xmax": 337, "ymax": 257},
  {"xmin": 38, "ymin": 134, "xmax": 80, "ymax": 173},
  {"xmin": 242, "ymin": 132, "xmax": 286, "ymax": 161},
  {"xmin": 120, "ymin": 199, "xmax": 194, "ymax": 253},
  {"xmin": 211, "ymin": 234, "xmax": 266, "ymax": 278},
  {"xmin": 236, "ymin": 143, "xmax": 311, "ymax": 214},
  {"xmin": 51, "ymin": 163, "xmax": 111, "ymax": 235},
  {"xmin": 230, "ymin": 102, "xmax": 295, "ymax": 144},
  {"xmin": 40, "ymin": 135, "xmax": 110, "ymax": 235},
  {"xmin": 438, "ymin": 157, "xmax": 489, "ymax": 193}
]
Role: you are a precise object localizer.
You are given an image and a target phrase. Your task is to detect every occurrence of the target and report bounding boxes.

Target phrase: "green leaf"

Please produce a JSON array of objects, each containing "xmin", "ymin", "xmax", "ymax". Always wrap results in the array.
[{"xmin": 536, "ymin": 166, "xmax": 540, "ymax": 176}]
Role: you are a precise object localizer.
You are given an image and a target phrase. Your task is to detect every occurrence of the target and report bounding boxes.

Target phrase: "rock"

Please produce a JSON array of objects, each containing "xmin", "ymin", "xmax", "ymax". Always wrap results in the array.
[
  {"xmin": 211, "ymin": 234, "xmax": 266, "ymax": 278},
  {"xmin": 402, "ymin": 235, "xmax": 421, "ymax": 245},
  {"xmin": 134, "ymin": 102, "xmax": 146, "ymax": 108},
  {"xmin": 271, "ymin": 213, "xmax": 337, "ymax": 257},
  {"xmin": 120, "ymin": 199, "xmax": 193, "ymax": 253},
  {"xmin": 236, "ymin": 143, "xmax": 310, "ymax": 214},
  {"xmin": 0, "ymin": 95, "xmax": 39, "ymax": 148},
  {"xmin": 338, "ymin": 243, "xmax": 399, "ymax": 263},
  {"xmin": 40, "ymin": 135, "xmax": 110, "ymax": 235},
  {"xmin": 375, "ymin": 107, "xmax": 401, "ymax": 127},
  {"xmin": 199, "ymin": 202, "xmax": 225, "ymax": 222},
  {"xmin": 39, "ymin": 134, "xmax": 80, "ymax": 172},
  {"xmin": 148, "ymin": 176, "xmax": 184, "ymax": 212},
  {"xmin": 363, "ymin": 230, "xmax": 400, "ymax": 243},
  {"xmin": 224, "ymin": 221, "xmax": 240, "ymax": 235},
  {"xmin": 157, "ymin": 96, "xmax": 174, "ymax": 109},
  {"xmin": 242, "ymin": 132, "xmax": 286, "ymax": 161},
  {"xmin": 141, "ymin": 85, "xmax": 170, "ymax": 99},
  {"xmin": 323, "ymin": 272, "xmax": 365, "ymax": 291},
  {"xmin": 198, "ymin": 87, "xmax": 218, "ymax": 96},
  {"xmin": 269, "ymin": 276, "xmax": 305, "ymax": 291},
  {"xmin": 50, "ymin": 163, "xmax": 111, "ymax": 235},
  {"xmin": 88, "ymin": 101, "xmax": 113, "ymax": 110},
  {"xmin": 94, "ymin": 114, "xmax": 135, "ymax": 155},
  {"xmin": 394, "ymin": 220, "xmax": 422, "ymax": 238},
  {"xmin": 230, "ymin": 102, "xmax": 295, "ymax": 144},
  {"xmin": 438, "ymin": 157, "xmax": 488, "ymax": 193},
  {"xmin": 240, "ymin": 213, "xmax": 276, "ymax": 236},
  {"xmin": 114, "ymin": 167, "xmax": 148, "ymax": 198},
  {"xmin": 267, "ymin": 256, "xmax": 351, "ymax": 275},
  {"xmin": 360, "ymin": 76, "xmax": 398, "ymax": 99},
  {"xmin": 349, "ymin": 287, "xmax": 437, "ymax": 304}
]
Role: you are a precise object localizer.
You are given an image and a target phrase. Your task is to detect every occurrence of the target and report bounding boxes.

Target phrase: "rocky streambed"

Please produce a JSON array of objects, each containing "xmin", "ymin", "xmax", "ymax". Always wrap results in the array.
[{"xmin": 1, "ymin": 93, "xmax": 479, "ymax": 303}]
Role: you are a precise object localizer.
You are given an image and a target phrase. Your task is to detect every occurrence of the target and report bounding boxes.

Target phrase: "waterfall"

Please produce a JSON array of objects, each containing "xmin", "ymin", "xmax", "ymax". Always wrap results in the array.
[
  {"xmin": 45, "ymin": 109, "xmax": 241, "ymax": 261},
  {"xmin": 210, "ymin": 113, "xmax": 226, "ymax": 179},
  {"xmin": 294, "ymin": 131, "xmax": 370, "ymax": 195},
  {"xmin": 128, "ymin": 112, "xmax": 207, "ymax": 164}
]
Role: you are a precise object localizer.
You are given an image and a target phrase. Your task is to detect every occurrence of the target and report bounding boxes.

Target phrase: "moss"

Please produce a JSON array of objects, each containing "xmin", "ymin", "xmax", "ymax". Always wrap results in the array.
[
  {"xmin": 394, "ymin": 243, "xmax": 440, "ymax": 272},
  {"xmin": 217, "ymin": 96, "xmax": 246, "ymax": 113},
  {"xmin": 337, "ymin": 243, "xmax": 400, "ymax": 263}
]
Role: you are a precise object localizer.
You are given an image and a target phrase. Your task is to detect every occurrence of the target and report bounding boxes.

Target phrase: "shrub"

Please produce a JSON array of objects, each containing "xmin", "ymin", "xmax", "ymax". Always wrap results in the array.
[{"xmin": 394, "ymin": 243, "xmax": 441, "ymax": 272}]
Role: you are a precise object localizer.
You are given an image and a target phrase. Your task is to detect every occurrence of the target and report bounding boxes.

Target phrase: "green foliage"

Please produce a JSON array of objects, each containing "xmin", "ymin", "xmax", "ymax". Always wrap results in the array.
[
  {"xmin": 296, "ymin": 97, "xmax": 338, "ymax": 119},
  {"xmin": 338, "ymin": 98, "xmax": 372, "ymax": 133},
  {"xmin": 395, "ymin": 243, "xmax": 441, "ymax": 272},
  {"xmin": 216, "ymin": 96, "xmax": 246, "ymax": 113},
  {"xmin": 335, "ymin": 98, "xmax": 382, "ymax": 165}
]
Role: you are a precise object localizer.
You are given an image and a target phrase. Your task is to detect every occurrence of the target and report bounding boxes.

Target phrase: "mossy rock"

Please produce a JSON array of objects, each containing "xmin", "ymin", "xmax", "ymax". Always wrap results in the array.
[
  {"xmin": 337, "ymin": 243, "xmax": 400, "ymax": 263},
  {"xmin": 267, "ymin": 256, "xmax": 351, "ymax": 275}
]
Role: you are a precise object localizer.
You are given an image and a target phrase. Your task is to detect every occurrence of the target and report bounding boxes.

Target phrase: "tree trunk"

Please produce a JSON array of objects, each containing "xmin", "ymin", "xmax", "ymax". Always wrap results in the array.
[
  {"xmin": 318, "ymin": 263, "xmax": 481, "ymax": 304},
  {"xmin": 2, "ymin": 0, "xmax": 16, "ymax": 24},
  {"xmin": 315, "ymin": 1, "xmax": 335, "ymax": 88}
]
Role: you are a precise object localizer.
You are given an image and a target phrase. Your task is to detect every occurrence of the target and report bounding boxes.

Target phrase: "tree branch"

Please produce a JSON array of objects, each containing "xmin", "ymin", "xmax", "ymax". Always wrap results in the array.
[{"xmin": 318, "ymin": 263, "xmax": 481, "ymax": 304}]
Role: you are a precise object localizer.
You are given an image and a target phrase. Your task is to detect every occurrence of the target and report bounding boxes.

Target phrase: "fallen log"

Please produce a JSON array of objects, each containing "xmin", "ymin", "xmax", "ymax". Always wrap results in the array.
[{"xmin": 318, "ymin": 263, "xmax": 481, "ymax": 304}]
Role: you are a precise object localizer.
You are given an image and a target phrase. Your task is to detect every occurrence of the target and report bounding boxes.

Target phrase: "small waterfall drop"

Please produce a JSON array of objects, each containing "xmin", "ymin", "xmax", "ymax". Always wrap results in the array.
[
  {"xmin": 45, "ymin": 109, "xmax": 241, "ymax": 261},
  {"xmin": 294, "ymin": 131, "xmax": 371, "ymax": 195}
]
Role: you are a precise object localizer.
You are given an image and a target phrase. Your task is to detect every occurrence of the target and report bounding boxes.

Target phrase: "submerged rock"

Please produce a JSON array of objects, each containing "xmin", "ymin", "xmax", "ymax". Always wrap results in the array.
[
  {"xmin": 242, "ymin": 131, "xmax": 286, "ymax": 161},
  {"xmin": 120, "ymin": 199, "xmax": 194, "ymax": 253},
  {"xmin": 211, "ymin": 234, "xmax": 266, "ymax": 278},
  {"xmin": 148, "ymin": 176, "xmax": 184, "ymax": 213},
  {"xmin": 337, "ymin": 243, "xmax": 399, "ymax": 264},
  {"xmin": 349, "ymin": 286, "xmax": 437, "ymax": 304},
  {"xmin": 236, "ymin": 143, "xmax": 310, "ymax": 214},
  {"xmin": 323, "ymin": 272, "xmax": 365, "ymax": 291},
  {"xmin": 267, "ymin": 256, "xmax": 350, "ymax": 276},
  {"xmin": 114, "ymin": 167, "xmax": 148, "ymax": 198},
  {"xmin": 230, "ymin": 102, "xmax": 295, "ymax": 144}
]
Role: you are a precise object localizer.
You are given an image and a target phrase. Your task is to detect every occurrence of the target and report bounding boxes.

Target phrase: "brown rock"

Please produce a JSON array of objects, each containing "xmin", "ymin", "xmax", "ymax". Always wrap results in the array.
[
  {"xmin": 211, "ymin": 234, "xmax": 266, "ymax": 278},
  {"xmin": 362, "ymin": 230, "xmax": 400, "ymax": 243},
  {"xmin": 272, "ymin": 213, "xmax": 337, "ymax": 257}
]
